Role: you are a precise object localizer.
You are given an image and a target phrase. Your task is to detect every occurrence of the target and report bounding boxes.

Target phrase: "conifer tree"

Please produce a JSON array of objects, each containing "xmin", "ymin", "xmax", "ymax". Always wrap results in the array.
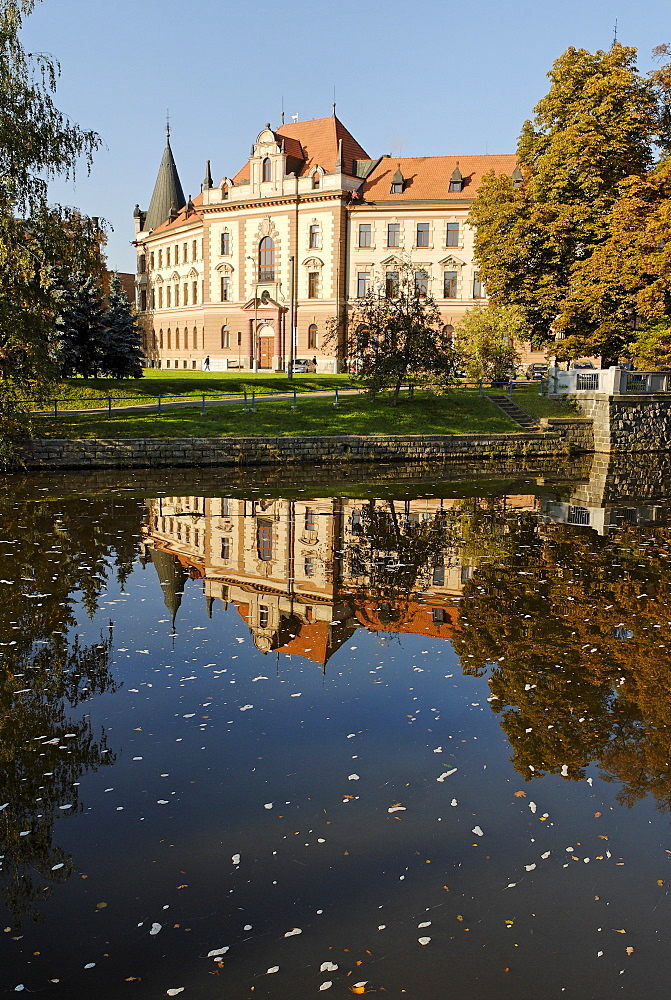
[
  {"xmin": 100, "ymin": 273, "xmax": 144, "ymax": 378},
  {"xmin": 55, "ymin": 270, "xmax": 105, "ymax": 378}
]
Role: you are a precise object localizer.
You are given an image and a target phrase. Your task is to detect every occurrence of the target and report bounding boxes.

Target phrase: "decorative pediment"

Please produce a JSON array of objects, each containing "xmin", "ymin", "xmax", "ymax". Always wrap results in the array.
[
  {"xmin": 302, "ymin": 256, "xmax": 324, "ymax": 269},
  {"xmin": 257, "ymin": 216, "xmax": 279, "ymax": 240},
  {"xmin": 188, "ymin": 267, "xmax": 198, "ymax": 278},
  {"xmin": 379, "ymin": 254, "xmax": 404, "ymax": 266},
  {"xmin": 241, "ymin": 293, "xmax": 287, "ymax": 312},
  {"xmin": 438, "ymin": 255, "xmax": 465, "ymax": 268},
  {"xmin": 215, "ymin": 262, "xmax": 234, "ymax": 274},
  {"xmin": 170, "ymin": 271, "xmax": 180, "ymax": 281}
]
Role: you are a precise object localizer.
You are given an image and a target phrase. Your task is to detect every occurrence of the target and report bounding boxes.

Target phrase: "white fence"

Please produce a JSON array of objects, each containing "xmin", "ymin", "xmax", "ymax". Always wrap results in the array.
[{"xmin": 549, "ymin": 368, "xmax": 671, "ymax": 395}]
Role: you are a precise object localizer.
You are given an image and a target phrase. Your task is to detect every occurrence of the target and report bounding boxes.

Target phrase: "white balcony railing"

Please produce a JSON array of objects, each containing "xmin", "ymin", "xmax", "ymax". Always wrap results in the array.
[{"xmin": 548, "ymin": 368, "xmax": 671, "ymax": 395}]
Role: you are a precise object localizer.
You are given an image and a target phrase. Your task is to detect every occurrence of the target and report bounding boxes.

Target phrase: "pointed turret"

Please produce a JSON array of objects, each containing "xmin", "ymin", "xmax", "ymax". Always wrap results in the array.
[
  {"xmin": 145, "ymin": 128, "xmax": 186, "ymax": 232},
  {"xmin": 203, "ymin": 160, "xmax": 213, "ymax": 189}
]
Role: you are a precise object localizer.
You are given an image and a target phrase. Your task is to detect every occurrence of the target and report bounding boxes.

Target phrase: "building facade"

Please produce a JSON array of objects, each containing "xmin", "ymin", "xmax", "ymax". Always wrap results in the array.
[{"xmin": 133, "ymin": 115, "xmax": 529, "ymax": 373}]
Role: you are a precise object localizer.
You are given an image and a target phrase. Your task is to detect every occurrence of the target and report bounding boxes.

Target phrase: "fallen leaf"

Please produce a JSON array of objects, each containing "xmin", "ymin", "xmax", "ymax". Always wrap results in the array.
[
  {"xmin": 626, "ymin": 946, "xmax": 634, "ymax": 956},
  {"xmin": 514, "ymin": 791, "xmax": 527, "ymax": 798}
]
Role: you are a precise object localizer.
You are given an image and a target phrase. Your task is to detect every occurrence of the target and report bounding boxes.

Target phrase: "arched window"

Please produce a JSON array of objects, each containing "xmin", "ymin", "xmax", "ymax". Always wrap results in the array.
[
  {"xmin": 221, "ymin": 325, "xmax": 230, "ymax": 349},
  {"xmin": 308, "ymin": 324, "xmax": 318, "ymax": 349},
  {"xmin": 443, "ymin": 324, "xmax": 455, "ymax": 344},
  {"xmin": 152, "ymin": 330, "xmax": 158, "ymax": 350},
  {"xmin": 312, "ymin": 171, "xmax": 320, "ymax": 189},
  {"xmin": 259, "ymin": 236, "xmax": 275, "ymax": 281},
  {"xmin": 175, "ymin": 328, "xmax": 180, "ymax": 350},
  {"xmin": 184, "ymin": 328, "xmax": 189, "ymax": 349},
  {"xmin": 262, "ymin": 157, "xmax": 272, "ymax": 182},
  {"xmin": 193, "ymin": 326, "xmax": 198, "ymax": 350},
  {"xmin": 159, "ymin": 329, "xmax": 163, "ymax": 349},
  {"xmin": 167, "ymin": 328, "xmax": 171, "ymax": 349}
]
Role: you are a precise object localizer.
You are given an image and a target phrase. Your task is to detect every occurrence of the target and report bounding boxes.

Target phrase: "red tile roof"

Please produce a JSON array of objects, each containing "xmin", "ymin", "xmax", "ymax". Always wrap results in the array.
[
  {"xmin": 232, "ymin": 116, "xmax": 370, "ymax": 184},
  {"xmin": 150, "ymin": 191, "xmax": 204, "ymax": 236},
  {"xmin": 361, "ymin": 154, "xmax": 518, "ymax": 201}
]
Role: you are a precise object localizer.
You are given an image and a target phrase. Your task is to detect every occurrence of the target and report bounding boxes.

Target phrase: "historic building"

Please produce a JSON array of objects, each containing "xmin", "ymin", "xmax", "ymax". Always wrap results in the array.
[{"xmin": 133, "ymin": 115, "xmax": 524, "ymax": 372}]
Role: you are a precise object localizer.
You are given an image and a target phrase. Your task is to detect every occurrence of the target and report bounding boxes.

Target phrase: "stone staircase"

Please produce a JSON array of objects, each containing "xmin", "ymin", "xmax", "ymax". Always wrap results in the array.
[{"xmin": 487, "ymin": 395, "xmax": 540, "ymax": 430}]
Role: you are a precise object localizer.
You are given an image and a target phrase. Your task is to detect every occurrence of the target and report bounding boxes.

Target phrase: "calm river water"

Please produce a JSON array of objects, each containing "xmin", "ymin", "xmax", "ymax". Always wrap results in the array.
[{"xmin": 2, "ymin": 457, "xmax": 671, "ymax": 999}]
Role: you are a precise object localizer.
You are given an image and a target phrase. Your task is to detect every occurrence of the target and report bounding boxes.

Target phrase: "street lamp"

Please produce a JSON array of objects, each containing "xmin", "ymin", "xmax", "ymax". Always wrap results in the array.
[{"xmin": 246, "ymin": 255, "xmax": 258, "ymax": 372}]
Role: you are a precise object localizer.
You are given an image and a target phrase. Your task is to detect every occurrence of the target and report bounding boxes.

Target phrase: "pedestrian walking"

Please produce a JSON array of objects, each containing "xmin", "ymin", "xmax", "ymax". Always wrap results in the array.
[{"xmin": 204, "ymin": 356, "xmax": 210, "ymax": 371}]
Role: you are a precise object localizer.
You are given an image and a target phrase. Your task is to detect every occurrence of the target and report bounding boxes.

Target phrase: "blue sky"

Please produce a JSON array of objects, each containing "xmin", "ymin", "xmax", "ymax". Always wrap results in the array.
[{"xmin": 20, "ymin": 0, "xmax": 670, "ymax": 272}]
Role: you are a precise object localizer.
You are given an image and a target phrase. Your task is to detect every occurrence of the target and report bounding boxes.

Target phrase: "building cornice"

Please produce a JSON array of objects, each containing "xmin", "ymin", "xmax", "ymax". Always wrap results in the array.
[{"xmin": 199, "ymin": 192, "xmax": 346, "ymax": 214}]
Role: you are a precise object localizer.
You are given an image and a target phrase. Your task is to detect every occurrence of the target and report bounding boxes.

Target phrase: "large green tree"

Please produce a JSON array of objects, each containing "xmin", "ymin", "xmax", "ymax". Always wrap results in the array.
[
  {"xmin": 0, "ymin": 0, "xmax": 101, "ymax": 456},
  {"xmin": 454, "ymin": 304, "xmax": 524, "ymax": 383},
  {"xmin": 99, "ymin": 273, "xmax": 144, "ymax": 378},
  {"xmin": 469, "ymin": 44, "xmax": 669, "ymax": 364}
]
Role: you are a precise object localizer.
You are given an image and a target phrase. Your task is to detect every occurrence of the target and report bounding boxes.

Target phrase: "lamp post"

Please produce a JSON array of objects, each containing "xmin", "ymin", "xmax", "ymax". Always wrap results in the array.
[
  {"xmin": 246, "ymin": 255, "xmax": 258, "ymax": 371},
  {"xmin": 288, "ymin": 254, "xmax": 295, "ymax": 379}
]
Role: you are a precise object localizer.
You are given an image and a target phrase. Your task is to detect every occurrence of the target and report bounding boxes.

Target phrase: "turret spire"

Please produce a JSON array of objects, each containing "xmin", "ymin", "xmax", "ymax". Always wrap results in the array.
[{"xmin": 145, "ymin": 127, "xmax": 186, "ymax": 231}]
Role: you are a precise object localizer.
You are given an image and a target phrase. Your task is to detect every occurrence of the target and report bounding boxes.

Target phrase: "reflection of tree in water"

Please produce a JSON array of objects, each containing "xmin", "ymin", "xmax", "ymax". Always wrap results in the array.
[
  {"xmin": 0, "ymin": 495, "xmax": 141, "ymax": 924},
  {"xmin": 454, "ymin": 514, "xmax": 671, "ymax": 811},
  {"xmin": 343, "ymin": 499, "xmax": 460, "ymax": 627}
]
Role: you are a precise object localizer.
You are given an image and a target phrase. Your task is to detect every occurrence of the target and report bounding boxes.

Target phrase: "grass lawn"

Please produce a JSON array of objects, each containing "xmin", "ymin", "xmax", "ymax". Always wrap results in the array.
[
  {"xmin": 32, "ymin": 388, "xmax": 531, "ymax": 439},
  {"xmin": 509, "ymin": 386, "xmax": 582, "ymax": 420},
  {"xmin": 24, "ymin": 371, "xmax": 355, "ymax": 410}
]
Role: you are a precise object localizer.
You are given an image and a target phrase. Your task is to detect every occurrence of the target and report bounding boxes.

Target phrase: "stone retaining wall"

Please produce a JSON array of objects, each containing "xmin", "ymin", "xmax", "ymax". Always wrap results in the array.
[
  {"xmin": 573, "ymin": 394, "xmax": 671, "ymax": 452},
  {"xmin": 538, "ymin": 416, "xmax": 594, "ymax": 452},
  {"xmin": 19, "ymin": 430, "xmax": 574, "ymax": 470}
]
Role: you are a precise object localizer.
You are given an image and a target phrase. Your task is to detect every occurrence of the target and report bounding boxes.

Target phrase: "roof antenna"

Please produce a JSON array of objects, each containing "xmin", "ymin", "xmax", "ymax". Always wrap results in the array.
[
  {"xmin": 166, "ymin": 108, "xmax": 170, "ymax": 140},
  {"xmin": 333, "ymin": 84, "xmax": 336, "ymax": 118},
  {"xmin": 612, "ymin": 17, "xmax": 618, "ymax": 46},
  {"xmin": 281, "ymin": 96, "xmax": 284, "ymax": 126}
]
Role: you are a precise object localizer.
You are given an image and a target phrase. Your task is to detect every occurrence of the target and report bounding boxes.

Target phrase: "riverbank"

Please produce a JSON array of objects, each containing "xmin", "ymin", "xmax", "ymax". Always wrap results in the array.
[{"xmin": 18, "ymin": 417, "xmax": 592, "ymax": 470}]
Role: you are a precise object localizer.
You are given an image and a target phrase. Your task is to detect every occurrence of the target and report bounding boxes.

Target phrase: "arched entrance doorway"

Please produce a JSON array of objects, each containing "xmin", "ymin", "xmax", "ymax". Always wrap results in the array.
[{"xmin": 257, "ymin": 324, "xmax": 275, "ymax": 369}]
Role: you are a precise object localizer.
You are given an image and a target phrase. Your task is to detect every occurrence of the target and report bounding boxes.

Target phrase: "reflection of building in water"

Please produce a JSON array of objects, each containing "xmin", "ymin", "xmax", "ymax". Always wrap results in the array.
[{"xmin": 143, "ymin": 494, "xmax": 536, "ymax": 666}]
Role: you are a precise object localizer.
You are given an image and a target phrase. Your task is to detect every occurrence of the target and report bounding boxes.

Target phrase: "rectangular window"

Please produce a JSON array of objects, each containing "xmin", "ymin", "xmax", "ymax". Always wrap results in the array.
[
  {"xmin": 183, "ymin": 242, "xmax": 188, "ymax": 262},
  {"xmin": 192, "ymin": 281, "xmax": 197, "ymax": 304},
  {"xmin": 150, "ymin": 289, "xmax": 156, "ymax": 309},
  {"xmin": 140, "ymin": 289, "xmax": 147, "ymax": 311},
  {"xmin": 443, "ymin": 271, "xmax": 457, "ymax": 298},
  {"xmin": 175, "ymin": 245, "xmax": 179, "ymax": 265},
  {"xmin": 387, "ymin": 223, "xmax": 400, "ymax": 247},
  {"xmin": 432, "ymin": 608, "xmax": 447, "ymax": 624},
  {"xmin": 221, "ymin": 537, "xmax": 230, "ymax": 560},
  {"xmin": 174, "ymin": 285, "xmax": 180, "ymax": 307},
  {"xmin": 192, "ymin": 240, "xmax": 197, "ymax": 261},
  {"xmin": 446, "ymin": 222, "xmax": 459, "ymax": 246},
  {"xmin": 166, "ymin": 287, "xmax": 171, "ymax": 307},
  {"xmin": 150, "ymin": 252, "xmax": 155, "ymax": 270},
  {"xmin": 221, "ymin": 276, "xmax": 230, "ymax": 301},
  {"xmin": 138, "ymin": 254, "xmax": 146, "ymax": 273},
  {"xmin": 415, "ymin": 270, "xmax": 429, "ymax": 297},
  {"xmin": 357, "ymin": 271, "xmax": 370, "ymax": 297},
  {"xmin": 309, "ymin": 224, "xmax": 320, "ymax": 249},
  {"xmin": 221, "ymin": 231, "xmax": 230, "ymax": 254},
  {"xmin": 304, "ymin": 557, "xmax": 315, "ymax": 578},
  {"xmin": 358, "ymin": 223, "xmax": 371, "ymax": 247},
  {"xmin": 308, "ymin": 272, "xmax": 319, "ymax": 298},
  {"xmin": 166, "ymin": 247, "xmax": 171, "ymax": 266},
  {"xmin": 259, "ymin": 605, "xmax": 269, "ymax": 629},
  {"xmin": 461, "ymin": 565, "xmax": 474, "ymax": 583},
  {"xmin": 221, "ymin": 498, "xmax": 230, "ymax": 517},
  {"xmin": 416, "ymin": 222, "xmax": 429, "ymax": 247},
  {"xmin": 473, "ymin": 272, "xmax": 484, "ymax": 298},
  {"xmin": 305, "ymin": 508, "xmax": 316, "ymax": 531},
  {"xmin": 385, "ymin": 271, "xmax": 399, "ymax": 298},
  {"xmin": 158, "ymin": 249, "xmax": 163, "ymax": 268},
  {"xmin": 257, "ymin": 519, "xmax": 273, "ymax": 561},
  {"xmin": 183, "ymin": 283, "xmax": 188, "ymax": 306},
  {"xmin": 158, "ymin": 287, "xmax": 163, "ymax": 309},
  {"xmin": 432, "ymin": 565, "xmax": 445, "ymax": 586}
]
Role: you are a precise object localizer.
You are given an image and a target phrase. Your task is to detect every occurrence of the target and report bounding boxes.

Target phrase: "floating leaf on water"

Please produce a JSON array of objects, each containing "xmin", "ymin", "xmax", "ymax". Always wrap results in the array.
[
  {"xmin": 207, "ymin": 946, "xmax": 229, "ymax": 958},
  {"xmin": 472, "ymin": 826, "xmax": 484, "ymax": 837},
  {"xmin": 284, "ymin": 927, "xmax": 302, "ymax": 937},
  {"xmin": 150, "ymin": 923, "xmax": 162, "ymax": 935},
  {"xmin": 320, "ymin": 962, "xmax": 338, "ymax": 972},
  {"xmin": 267, "ymin": 966, "xmax": 279, "ymax": 974},
  {"xmin": 418, "ymin": 936, "xmax": 431, "ymax": 945},
  {"xmin": 166, "ymin": 990, "xmax": 185, "ymax": 997},
  {"xmin": 529, "ymin": 802, "xmax": 537, "ymax": 814},
  {"xmin": 418, "ymin": 921, "xmax": 431, "ymax": 929},
  {"xmin": 348, "ymin": 774, "xmax": 360, "ymax": 781},
  {"xmin": 320, "ymin": 981, "xmax": 333, "ymax": 990},
  {"xmin": 437, "ymin": 768, "xmax": 457, "ymax": 782},
  {"xmin": 232, "ymin": 854, "xmax": 240, "ymax": 865},
  {"xmin": 264, "ymin": 803, "xmax": 273, "ymax": 809}
]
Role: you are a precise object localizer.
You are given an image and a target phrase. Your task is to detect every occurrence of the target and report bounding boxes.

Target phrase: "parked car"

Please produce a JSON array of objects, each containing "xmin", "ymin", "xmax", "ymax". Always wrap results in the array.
[
  {"xmin": 292, "ymin": 358, "xmax": 317, "ymax": 373},
  {"xmin": 569, "ymin": 361, "xmax": 596, "ymax": 370},
  {"xmin": 525, "ymin": 363, "xmax": 549, "ymax": 380}
]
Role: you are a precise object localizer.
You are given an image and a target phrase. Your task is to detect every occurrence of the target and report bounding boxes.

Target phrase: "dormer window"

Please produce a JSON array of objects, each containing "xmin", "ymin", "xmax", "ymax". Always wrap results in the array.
[
  {"xmin": 262, "ymin": 157, "xmax": 272, "ymax": 182},
  {"xmin": 312, "ymin": 171, "xmax": 320, "ymax": 189},
  {"xmin": 449, "ymin": 165, "xmax": 463, "ymax": 193},
  {"xmin": 390, "ymin": 167, "xmax": 404, "ymax": 193},
  {"xmin": 512, "ymin": 166, "xmax": 523, "ymax": 188}
]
